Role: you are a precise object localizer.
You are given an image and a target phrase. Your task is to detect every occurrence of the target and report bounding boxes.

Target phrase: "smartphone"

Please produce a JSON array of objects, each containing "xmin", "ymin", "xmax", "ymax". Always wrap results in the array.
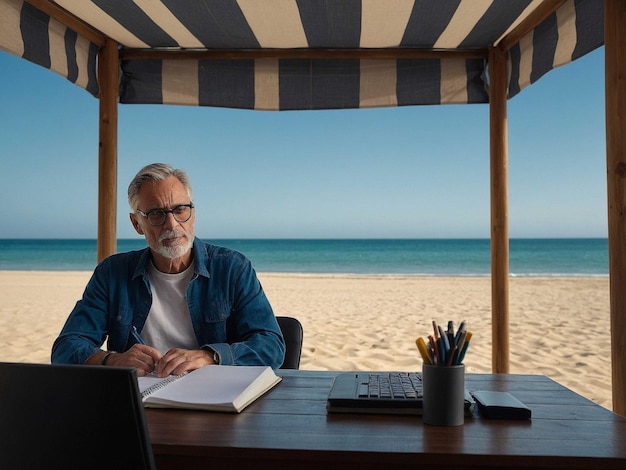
[{"xmin": 470, "ymin": 390, "xmax": 531, "ymax": 420}]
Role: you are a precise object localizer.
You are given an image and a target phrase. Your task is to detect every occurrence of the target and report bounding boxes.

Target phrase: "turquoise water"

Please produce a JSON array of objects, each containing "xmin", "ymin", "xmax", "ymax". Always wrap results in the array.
[{"xmin": 0, "ymin": 238, "xmax": 608, "ymax": 276}]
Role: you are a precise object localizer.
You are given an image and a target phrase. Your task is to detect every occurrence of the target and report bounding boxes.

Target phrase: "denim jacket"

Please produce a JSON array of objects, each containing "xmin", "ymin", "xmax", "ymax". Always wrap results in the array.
[{"xmin": 51, "ymin": 238, "xmax": 285, "ymax": 368}]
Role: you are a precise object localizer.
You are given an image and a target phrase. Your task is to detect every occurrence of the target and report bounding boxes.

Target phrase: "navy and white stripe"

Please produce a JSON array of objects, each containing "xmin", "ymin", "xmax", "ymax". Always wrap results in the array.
[
  {"xmin": 1, "ymin": 0, "xmax": 604, "ymax": 110},
  {"xmin": 0, "ymin": 0, "xmax": 99, "ymax": 96},
  {"xmin": 507, "ymin": 0, "xmax": 603, "ymax": 99}
]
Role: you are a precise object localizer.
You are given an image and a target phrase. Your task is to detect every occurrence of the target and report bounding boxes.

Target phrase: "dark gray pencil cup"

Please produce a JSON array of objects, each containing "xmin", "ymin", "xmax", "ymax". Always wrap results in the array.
[{"xmin": 422, "ymin": 364, "xmax": 465, "ymax": 426}]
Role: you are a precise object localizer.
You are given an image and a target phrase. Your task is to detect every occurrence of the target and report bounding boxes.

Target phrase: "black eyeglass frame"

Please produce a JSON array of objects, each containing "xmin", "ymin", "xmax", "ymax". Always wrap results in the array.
[{"xmin": 136, "ymin": 203, "xmax": 194, "ymax": 226}]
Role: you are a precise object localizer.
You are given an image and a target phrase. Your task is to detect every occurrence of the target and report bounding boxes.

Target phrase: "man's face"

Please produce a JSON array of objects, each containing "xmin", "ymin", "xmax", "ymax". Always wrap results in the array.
[{"xmin": 130, "ymin": 176, "xmax": 195, "ymax": 261}]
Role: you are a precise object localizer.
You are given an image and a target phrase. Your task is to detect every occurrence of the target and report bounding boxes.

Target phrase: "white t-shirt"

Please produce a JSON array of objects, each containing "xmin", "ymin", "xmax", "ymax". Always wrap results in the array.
[{"xmin": 141, "ymin": 261, "xmax": 198, "ymax": 353}]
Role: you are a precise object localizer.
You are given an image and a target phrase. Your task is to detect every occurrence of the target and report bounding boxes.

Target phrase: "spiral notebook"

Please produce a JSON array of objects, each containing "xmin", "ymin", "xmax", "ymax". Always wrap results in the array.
[{"xmin": 137, "ymin": 365, "xmax": 281, "ymax": 413}]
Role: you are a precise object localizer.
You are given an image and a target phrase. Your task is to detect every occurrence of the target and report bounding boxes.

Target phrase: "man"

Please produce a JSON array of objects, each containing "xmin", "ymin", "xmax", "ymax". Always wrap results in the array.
[{"xmin": 52, "ymin": 163, "xmax": 285, "ymax": 376}]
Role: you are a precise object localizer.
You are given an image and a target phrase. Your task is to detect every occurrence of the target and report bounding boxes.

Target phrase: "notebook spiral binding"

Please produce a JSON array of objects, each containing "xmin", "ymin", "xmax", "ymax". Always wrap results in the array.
[{"xmin": 140, "ymin": 371, "xmax": 188, "ymax": 399}]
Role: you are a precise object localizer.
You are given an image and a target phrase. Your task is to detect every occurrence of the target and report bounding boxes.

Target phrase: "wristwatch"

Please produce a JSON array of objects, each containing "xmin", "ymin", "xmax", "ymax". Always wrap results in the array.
[{"xmin": 212, "ymin": 350, "xmax": 220, "ymax": 365}]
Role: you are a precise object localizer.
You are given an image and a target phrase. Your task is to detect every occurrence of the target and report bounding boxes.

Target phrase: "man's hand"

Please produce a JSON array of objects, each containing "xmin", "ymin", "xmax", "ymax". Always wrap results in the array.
[
  {"xmin": 94, "ymin": 344, "xmax": 163, "ymax": 377},
  {"xmin": 155, "ymin": 348, "xmax": 216, "ymax": 377}
]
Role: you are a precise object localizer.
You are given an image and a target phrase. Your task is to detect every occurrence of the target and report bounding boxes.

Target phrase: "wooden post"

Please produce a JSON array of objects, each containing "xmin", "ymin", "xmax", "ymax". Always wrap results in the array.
[
  {"xmin": 605, "ymin": 0, "xmax": 626, "ymax": 417},
  {"xmin": 97, "ymin": 38, "xmax": 119, "ymax": 262},
  {"xmin": 489, "ymin": 46, "xmax": 510, "ymax": 373}
]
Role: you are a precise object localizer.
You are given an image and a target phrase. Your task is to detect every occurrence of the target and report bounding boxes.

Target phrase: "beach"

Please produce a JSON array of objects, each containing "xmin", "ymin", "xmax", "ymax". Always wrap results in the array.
[{"xmin": 0, "ymin": 271, "xmax": 613, "ymax": 410}]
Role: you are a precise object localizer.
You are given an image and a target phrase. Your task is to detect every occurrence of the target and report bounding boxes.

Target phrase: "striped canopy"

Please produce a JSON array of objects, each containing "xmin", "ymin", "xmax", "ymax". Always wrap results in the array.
[{"xmin": 0, "ymin": 0, "xmax": 603, "ymax": 110}]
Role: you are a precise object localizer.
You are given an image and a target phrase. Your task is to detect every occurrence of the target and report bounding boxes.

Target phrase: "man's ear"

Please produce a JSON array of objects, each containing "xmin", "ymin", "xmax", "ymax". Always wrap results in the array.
[{"xmin": 130, "ymin": 213, "xmax": 144, "ymax": 235}]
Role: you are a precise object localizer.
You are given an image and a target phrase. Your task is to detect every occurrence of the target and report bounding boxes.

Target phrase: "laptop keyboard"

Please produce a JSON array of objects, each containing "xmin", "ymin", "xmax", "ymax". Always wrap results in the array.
[{"xmin": 358, "ymin": 372, "xmax": 423, "ymax": 399}]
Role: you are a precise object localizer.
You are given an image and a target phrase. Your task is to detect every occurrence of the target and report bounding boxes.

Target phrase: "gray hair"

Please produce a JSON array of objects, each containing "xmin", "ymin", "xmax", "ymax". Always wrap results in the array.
[{"xmin": 127, "ymin": 163, "xmax": 193, "ymax": 209}]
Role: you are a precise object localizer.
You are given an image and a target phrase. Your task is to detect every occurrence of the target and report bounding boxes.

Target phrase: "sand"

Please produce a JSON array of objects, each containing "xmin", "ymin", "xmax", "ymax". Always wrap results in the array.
[{"xmin": 0, "ymin": 271, "xmax": 613, "ymax": 410}]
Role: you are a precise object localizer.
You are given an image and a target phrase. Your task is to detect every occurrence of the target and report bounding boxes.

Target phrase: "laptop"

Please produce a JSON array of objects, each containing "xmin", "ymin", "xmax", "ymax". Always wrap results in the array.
[
  {"xmin": 326, "ymin": 371, "xmax": 474, "ymax": 415},
  {"xmin": 0, "ymin": 362, "xmax": 155, "ymax": 470}
]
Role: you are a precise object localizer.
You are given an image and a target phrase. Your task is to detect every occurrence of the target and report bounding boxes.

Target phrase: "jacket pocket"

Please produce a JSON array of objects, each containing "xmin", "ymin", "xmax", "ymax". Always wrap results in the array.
[{"xmin": 199, "ymin": 302, "xmax": 230, "ymax": 341}]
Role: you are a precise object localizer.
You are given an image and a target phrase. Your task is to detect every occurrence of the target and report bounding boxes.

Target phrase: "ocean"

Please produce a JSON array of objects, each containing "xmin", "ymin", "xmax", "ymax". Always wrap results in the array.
[{"xmin": 0, "ymin": 238, "xmax": 609, "ymax": 277}]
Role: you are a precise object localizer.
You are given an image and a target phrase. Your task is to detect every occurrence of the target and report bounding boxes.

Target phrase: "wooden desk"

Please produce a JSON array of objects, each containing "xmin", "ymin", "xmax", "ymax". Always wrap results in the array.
[{"xmin": 146, "ymin": 371, "xmax": 626, "ymax": 470}]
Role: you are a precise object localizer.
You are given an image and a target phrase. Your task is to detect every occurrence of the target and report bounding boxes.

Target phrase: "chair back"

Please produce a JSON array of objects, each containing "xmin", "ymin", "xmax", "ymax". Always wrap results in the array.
[{"xmin": 276, "ymin": 316, "xmax": 303, "ymax": 369}]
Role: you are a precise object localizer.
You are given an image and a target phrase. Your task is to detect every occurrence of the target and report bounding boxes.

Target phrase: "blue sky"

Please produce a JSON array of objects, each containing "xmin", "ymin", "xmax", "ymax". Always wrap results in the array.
[{"xmin": 0, "ymin": 47, "xmax": 606, "ymax": 240}]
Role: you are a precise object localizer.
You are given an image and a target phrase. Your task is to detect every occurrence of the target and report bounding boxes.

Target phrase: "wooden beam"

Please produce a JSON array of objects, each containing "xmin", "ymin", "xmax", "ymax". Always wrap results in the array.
[
  {"xmin": 25, "ymin": 0, "xmax": 106, "ymax": 47},
  {"xmin": 97, "ymin": 38, "xmax": 118, "ymax": 262},
  {"xmin": 489, "ymin": 46, "xmax": 510, "ymax": 374},
  {"xmin": 605, "ymin": 0, "xmax": 626, "ymax": 418},
  {"xmin": 498, "ymin": 0, "xmax": 567, "ymax": 53},
  {"xmin": 120, "ymin": 47, "xmax": 488, "ymax": 61}
]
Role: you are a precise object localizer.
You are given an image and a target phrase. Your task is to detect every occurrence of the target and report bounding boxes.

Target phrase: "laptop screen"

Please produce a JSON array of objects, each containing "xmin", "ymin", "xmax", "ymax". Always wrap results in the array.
[{"xmin": 0, "ymin": 362, "xmax": 155, "ymax": 470}]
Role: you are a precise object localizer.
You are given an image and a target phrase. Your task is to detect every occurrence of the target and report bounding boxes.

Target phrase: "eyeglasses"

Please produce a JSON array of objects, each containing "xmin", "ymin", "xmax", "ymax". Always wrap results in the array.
[{"xmin": 136, "ymin": 203, "xmax": 194, "ymax": 226}]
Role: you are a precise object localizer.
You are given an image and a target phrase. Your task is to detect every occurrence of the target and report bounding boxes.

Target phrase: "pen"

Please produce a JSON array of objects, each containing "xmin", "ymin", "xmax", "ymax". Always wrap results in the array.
[
  {"xmin": 437, "ymin": 335, "xmax": 446, "ymax": 365},
  {"xmin": 447, "ymin": 330, "xmax": 455, "ymax": 350},
  {"xmin": 416, "ymin": 337, "xmax": 433, "ymax": 365},
  {"xmin": 454, "ymin": 330, "xmax": 467, "ymax": 362},
  {"xmin": 454, "ymin": 320, "xmax": 466, "ymax": 345},
  {"xmin": 428, "ymin": 335, "xmax": 439, "ymax": 365},
  {"xmin": 457, "ymin": 331, "xmax": 472, "ymax": 364},
  {"xmin": 447, "ymin": 345, "xmax": 458, "ymax": 366},
  {"xmin": 432, "ymin": 320, "xmax": 439, "ymax": 340},
  {"xmin": 447, "ymin": 320, "xmax": 458, "ymax": 351},
  {"xmin": 438, "ymin": 325, "xmax": 450, "ymax": 355},
  {"xmin": 132, "ymin": 325, "xmax": 145, "ymax": 345}
]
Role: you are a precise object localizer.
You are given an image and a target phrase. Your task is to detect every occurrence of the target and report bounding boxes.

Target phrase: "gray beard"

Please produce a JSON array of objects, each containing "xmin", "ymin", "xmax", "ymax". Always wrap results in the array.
[
  {"xmin": 154, "ymin": 230, "xmax": 193, "ymax": 259},
  {"xmin": 155, "ymin": 241, "xmax": 192, "ymax": 260}
]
